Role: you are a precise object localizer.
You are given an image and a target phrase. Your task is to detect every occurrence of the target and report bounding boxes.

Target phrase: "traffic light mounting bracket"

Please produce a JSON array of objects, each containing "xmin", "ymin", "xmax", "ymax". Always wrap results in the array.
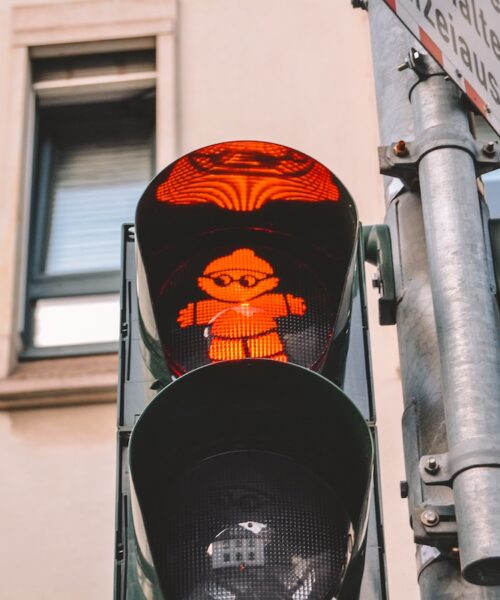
[{"xmin": 362, "ymin": 224, "xmax": 396, "ymax": 326}]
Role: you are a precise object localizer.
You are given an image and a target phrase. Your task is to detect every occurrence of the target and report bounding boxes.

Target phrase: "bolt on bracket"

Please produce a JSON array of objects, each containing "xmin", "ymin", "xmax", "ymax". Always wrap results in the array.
[
  {"xmin": 414, "ymin": 438, "xmax": 500, "ymax": 546},
  {"xmin": 379, "ymin": 132, "xmax": 500, "ymax": 190},
  {"xmin": 412, "ymin": 504, "xmax": 457, "ymax": 546},
  {"xmin": 398, "ymin": 48, "xmax": 444, "ymax": 80},
  {"xmin": 420, "ymin": 439, "xmax": 500, "ymax": 487}
]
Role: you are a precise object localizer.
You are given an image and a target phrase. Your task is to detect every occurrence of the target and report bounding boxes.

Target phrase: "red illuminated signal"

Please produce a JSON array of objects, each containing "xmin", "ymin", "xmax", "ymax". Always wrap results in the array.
[
  {"xmin": 136, "ymin": 140, "xmax": 358, "ymax": 375},
  {"xmin": 156, "ymin": 141, "xmax": 340, "ymax": 211},
  {"xmin": 177, "ymin": 248, "xmax": 307, "ymax": 362}
]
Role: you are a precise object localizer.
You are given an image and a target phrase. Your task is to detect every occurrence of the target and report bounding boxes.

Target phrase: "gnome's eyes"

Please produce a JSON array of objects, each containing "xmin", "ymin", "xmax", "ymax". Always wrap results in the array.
[
  {"xmin": 207, "ymin": 274, "xmax": 266, "ymax": 288},
  {"xmin": 212, "ymin": 274, "xmax": 232, "ymax": 287}
]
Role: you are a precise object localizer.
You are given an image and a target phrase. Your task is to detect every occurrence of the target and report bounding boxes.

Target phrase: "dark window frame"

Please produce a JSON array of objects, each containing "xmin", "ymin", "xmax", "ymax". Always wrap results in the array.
[{"xmin": 22, "ymin": 96, "xmax": 155, "ymax": 359}]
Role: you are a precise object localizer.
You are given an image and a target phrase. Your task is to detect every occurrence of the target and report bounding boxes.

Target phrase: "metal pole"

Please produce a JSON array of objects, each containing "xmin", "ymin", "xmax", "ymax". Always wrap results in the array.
[
  {"xmin": 367, "ymin": 0, "xmax": 500, "ymax": 596},
  {"xmin": 419, "ymin": 555, "xmax": 500, "ymax": 600},
  {"xmin": 412, "ymin": 70, "xmax": 500, "ymax": 586}
]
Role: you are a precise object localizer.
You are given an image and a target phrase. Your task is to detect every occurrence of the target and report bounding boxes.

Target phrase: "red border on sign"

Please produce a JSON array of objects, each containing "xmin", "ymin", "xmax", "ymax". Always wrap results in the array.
[
  {"xmin": 418, "ymin": 27, "xmax": 443, "ymax": 64},
  {"xmin": 386, "ymin": 0, "xmax": 396, "ymax": 10},
  {"xmin": 465, "ymin": 80, "xmax": 488, "ymax": 115}
]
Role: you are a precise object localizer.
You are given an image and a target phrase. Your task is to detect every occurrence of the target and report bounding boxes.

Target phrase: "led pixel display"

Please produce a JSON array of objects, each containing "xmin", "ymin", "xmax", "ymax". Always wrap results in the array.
[{"xmin": 161, "ymin": 245, "xmax": 332, "ymax": 375}]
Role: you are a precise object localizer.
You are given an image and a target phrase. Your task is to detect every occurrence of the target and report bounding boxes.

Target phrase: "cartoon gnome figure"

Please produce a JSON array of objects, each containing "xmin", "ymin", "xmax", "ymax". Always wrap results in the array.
[{"xmin": 177, "ymin": 248, "xmax": 306, "ymax": 362}]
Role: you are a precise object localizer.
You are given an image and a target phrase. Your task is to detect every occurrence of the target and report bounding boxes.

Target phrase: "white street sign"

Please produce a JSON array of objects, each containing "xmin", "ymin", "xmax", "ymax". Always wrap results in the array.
[{"xmin": 382, "ymin": 0, "xmax": 500, "ymax": 135}]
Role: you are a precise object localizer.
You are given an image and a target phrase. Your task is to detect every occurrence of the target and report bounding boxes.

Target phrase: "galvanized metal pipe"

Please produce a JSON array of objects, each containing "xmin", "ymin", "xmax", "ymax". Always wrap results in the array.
[
  {"xmin": 419, "ymin": 554, "xmax": 500, "ymax": 600},
  {"xmin": 412, "ymin": 69, "xmax": 500, "ymax": 586},
  {"xmin": 368, "ymin": 0, "xmax": 500, "ymax": 595}
]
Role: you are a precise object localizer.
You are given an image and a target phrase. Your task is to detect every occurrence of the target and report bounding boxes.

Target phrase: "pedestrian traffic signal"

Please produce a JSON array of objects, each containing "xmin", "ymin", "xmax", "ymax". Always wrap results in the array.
[
  {"xmin": 135, "ymin": 141, "xmax": 358, "ymax": 385},
  {"xmin": 124, "ymin": 141, "xmax": 377, "ymax": 599}
]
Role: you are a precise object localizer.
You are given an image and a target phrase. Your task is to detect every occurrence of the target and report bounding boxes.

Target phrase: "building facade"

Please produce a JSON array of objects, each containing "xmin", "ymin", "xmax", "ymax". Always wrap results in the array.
[{"xmin": 0, "ymin": 0, "xmax": 446, "ymax": 597}]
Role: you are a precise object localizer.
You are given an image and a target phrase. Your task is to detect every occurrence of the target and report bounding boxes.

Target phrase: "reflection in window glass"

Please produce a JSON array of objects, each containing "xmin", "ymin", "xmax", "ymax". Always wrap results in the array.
[
  {"xmin": 33, "ymin": 294, "xmax": 120, "ymax": 347},
  {"xmin": 42, "ymin": 107, "xmax": 153, "ymax": 275}
]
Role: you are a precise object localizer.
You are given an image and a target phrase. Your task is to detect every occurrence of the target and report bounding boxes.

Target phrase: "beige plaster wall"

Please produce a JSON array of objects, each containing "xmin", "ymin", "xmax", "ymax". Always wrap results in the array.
[
  {"xmin": 0, "ymin": 0, "xmax": 418, "ymax": 598},
  {"xmin": 0, "ymin": 403, "xmax": 116, "ymax": 599}
]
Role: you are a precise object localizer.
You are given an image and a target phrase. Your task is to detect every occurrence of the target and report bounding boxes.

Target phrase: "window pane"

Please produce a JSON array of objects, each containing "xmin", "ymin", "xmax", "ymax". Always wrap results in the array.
[
  {"xmin": 33, "ymin": 294, "xmax": 120, "ymax": 347},
  {"xmin": 26, "ymin": 98, "xmax": 154, "ymax": 353},
  {"xmin": 42, "ymin": 102, "xmax": 154, "ymax": 275},
  {"xmin": 32, "ymin": 49, "xmax": 156, "ymax": 107},
  {"xmin": 33, "ymin": 49, "xmax": 155, "ymax": 83}
]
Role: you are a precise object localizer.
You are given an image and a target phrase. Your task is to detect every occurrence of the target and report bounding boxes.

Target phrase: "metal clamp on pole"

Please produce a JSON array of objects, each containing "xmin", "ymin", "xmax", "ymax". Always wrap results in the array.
[
  {"xmin": 379, "ymin": 133, "xmax": 500, "ymax": 190},
  {"xmin": 420, "ymin": 439, "xmax": 500, "ymax": 487}
]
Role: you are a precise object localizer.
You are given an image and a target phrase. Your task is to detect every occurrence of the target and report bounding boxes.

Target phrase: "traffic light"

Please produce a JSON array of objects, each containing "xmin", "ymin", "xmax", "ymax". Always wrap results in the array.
[{"xmin": 115, "ymin": 141, "xmax": 385, "ymax": 600}]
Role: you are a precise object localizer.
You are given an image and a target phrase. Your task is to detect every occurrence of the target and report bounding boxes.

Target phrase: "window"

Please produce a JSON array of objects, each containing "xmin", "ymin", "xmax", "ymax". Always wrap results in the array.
[{"xmin": 23, "ymin": 50, "xmax": 155, "ymax": 357}]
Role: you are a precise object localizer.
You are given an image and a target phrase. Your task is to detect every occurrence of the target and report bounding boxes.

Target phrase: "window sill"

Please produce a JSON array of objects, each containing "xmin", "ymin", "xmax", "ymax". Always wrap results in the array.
[
  {"xmin": 0, "ymin": 354, "xmax": 118, "ymax": 410},
  {"xmin": 20, "ymin": 341, "xmax": 118, "ymax": 360}
]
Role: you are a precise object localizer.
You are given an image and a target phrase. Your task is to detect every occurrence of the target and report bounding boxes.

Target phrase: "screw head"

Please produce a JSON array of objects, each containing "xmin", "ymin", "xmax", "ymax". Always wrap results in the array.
[
  {"xmin": 411, "ymin": 50, "xmax": 422, "ymax": 64},
  {"xmin": 483, "ymin": 142, "xmax": 496, "ymax": 157},
  {"xmin": 393, "ymin": 140, "xmax": 409, "ymax": 157},
  {"xmin": 421, "ymin": 509, "xmax": 440, "ymax": 527},
  {"xmin": 425, "ymin": 457, "xmax": 440, "ymax": 475}
]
